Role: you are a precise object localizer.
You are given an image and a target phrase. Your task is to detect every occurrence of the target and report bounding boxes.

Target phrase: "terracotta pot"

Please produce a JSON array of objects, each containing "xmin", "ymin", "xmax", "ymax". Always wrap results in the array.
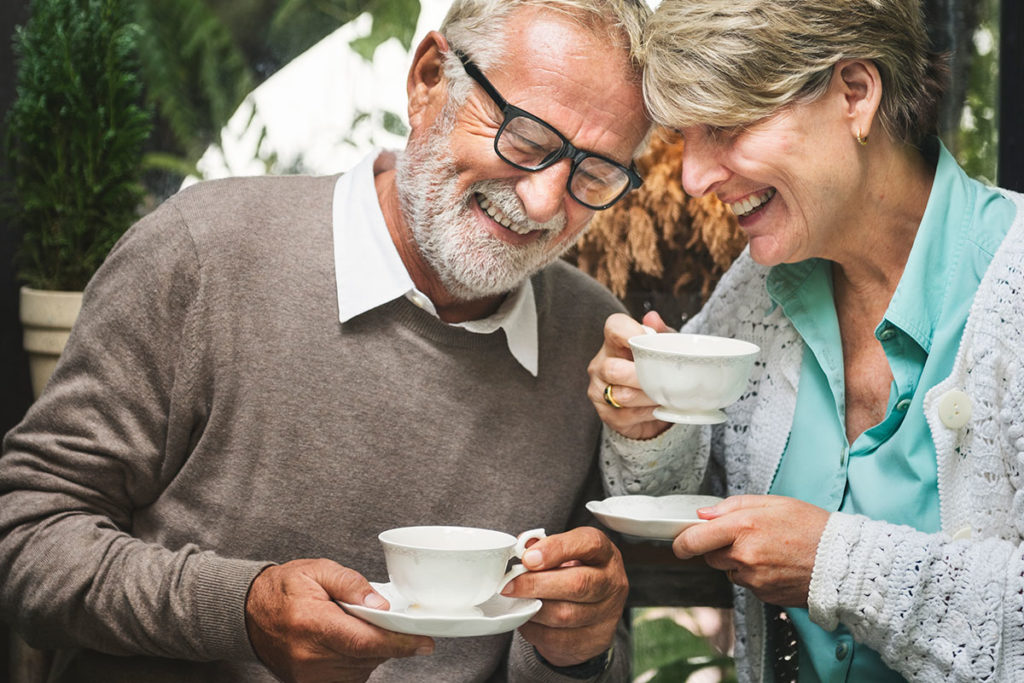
[{"xmin": 19, "ymin": 286, "xmax": 83, "ymax": 399}]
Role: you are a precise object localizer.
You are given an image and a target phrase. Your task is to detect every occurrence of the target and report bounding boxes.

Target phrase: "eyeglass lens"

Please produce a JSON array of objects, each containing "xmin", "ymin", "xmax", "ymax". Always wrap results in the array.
[{"xmin": 498, "ymin": 113, "xmax": 631, "ymax": 209}]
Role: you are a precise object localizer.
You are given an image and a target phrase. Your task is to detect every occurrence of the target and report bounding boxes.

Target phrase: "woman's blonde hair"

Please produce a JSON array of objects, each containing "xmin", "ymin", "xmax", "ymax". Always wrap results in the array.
[{"xmin": 643, "ymin": 0, "xmax": 948, "ymax": 145}]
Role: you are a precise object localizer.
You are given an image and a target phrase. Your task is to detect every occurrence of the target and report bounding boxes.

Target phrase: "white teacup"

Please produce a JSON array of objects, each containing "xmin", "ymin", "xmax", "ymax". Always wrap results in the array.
[
  {"xmin": 378, "ymin": 525, "xmax": 546, "ymax": 614},
  {"xmin": 629, "ymin": 332, "xmax": 760, "ymax": 424}
]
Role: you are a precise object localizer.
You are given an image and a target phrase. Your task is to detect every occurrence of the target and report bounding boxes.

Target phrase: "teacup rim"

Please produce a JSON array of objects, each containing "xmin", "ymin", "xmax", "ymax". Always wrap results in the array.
[
  {"xmin": 628, "ymin": 332, "xmax": 760, "ymax": 358},
  {"xmin": 379, "ymin": 525, "xmax": 517, "ymax": 551}
]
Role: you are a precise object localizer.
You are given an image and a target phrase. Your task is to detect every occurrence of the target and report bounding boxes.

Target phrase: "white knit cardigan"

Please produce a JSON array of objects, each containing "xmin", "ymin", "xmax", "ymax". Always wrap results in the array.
[{"xmin": 602, "ymin": 190, "xmax": 1024, "ymax": 682}]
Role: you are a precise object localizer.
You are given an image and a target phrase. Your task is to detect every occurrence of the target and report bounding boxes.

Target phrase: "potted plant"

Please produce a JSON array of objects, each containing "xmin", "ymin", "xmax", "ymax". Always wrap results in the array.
[{"xmin": 5, "ymin": 0, "xmax": 151, "ymax": 398}]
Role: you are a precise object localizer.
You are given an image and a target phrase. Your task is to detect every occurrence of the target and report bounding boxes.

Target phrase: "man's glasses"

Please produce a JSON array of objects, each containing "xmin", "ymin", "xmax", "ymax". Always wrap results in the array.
[{"xmin": 453, "ymin": 49, "xmax": 643, "ymax": 210}]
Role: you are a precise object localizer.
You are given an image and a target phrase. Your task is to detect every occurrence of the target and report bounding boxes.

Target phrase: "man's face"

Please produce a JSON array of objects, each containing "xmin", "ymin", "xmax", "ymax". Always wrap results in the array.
[{"xmin": 396, "ymin": 8, "xmax": 650, "ymax": 301}]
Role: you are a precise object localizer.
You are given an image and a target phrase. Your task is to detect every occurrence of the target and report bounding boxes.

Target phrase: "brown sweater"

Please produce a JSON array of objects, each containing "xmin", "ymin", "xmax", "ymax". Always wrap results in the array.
[{"xmin": 0, "ymin": 173, "xmax": 629, "ymax": 681}]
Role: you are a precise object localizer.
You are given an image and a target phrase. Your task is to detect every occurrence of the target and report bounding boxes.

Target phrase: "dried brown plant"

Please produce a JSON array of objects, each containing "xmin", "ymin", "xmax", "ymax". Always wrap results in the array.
[{"xmin": 567, "ymin": 129, "xmax": 747, "ymax": 325}]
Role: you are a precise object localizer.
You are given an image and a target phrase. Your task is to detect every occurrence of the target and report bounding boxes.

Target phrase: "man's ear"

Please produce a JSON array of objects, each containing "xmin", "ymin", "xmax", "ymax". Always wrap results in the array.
[
  {"xmin": 407, "ymin": 31, "xmax": 451, "ymax": 132},
  {"xmin": 833, "ymin": 59, "xmax": 883, "ymax": 142}
]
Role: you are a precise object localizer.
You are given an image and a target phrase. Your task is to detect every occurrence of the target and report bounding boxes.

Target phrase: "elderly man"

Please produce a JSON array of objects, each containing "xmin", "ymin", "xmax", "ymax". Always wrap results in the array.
[{"xmin": 0, "ymin": 1, "xmax": 651, "ymax": 681}]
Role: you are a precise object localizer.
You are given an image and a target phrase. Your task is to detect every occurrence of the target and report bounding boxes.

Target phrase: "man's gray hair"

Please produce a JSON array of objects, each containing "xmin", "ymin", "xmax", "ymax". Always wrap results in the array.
[
  {"xmin": 643, "ymin": 0, "xmax": 948, "ymax": 146},
  {"xmin": 439, "ymin": 0, "xmax": 651, "ymax": 106}
]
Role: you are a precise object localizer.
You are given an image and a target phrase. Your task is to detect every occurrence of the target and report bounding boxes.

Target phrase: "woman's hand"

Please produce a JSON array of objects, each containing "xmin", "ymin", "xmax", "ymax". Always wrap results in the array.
[
  {"xmin": 587, "ymin": 311, "xmax": 674, "ymax": 440},
  {"xmin": 672, "ymin": 495, "xmax": 830, "ymax": 607}
]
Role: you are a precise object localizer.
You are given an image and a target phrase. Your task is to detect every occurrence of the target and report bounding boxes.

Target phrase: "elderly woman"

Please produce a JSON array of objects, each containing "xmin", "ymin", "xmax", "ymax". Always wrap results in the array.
[{"xmin": 588, "ymin": 1, "xmax": 1024, "ymax": 681}]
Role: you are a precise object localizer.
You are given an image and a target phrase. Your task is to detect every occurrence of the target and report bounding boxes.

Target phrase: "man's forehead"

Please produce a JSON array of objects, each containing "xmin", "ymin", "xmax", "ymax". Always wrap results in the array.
[{"xmin": 486, "ymin": 10, "xmax": 649, "ymax": 156}]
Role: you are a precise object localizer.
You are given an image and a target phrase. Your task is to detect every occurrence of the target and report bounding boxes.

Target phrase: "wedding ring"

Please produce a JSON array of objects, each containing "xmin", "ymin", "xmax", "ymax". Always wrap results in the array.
[{"xmin": 603, "ymin": 384, "xmax": 623, "ymax": 409}]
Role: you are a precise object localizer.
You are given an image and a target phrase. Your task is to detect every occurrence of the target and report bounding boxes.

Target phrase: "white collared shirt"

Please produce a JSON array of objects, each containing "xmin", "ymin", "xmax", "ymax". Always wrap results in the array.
[{"xmin": 332, "ymin": 151, "xmax": 539, "ymax": 376}]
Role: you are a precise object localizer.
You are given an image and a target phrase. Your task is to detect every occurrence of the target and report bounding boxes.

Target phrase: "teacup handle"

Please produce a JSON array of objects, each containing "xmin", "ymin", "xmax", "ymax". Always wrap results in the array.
[{"xmin": 497, "ymin": 528, "xmax": 546, "ymax": 593}]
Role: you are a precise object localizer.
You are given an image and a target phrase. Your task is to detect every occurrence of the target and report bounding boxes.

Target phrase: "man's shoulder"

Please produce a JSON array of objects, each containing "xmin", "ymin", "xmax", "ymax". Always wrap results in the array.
[
  {"xmin": 536, "ymin": 259, "xmax": 621, "ymax": 302},
  {"xmin": 152, "ymin": 173, "xmax": 340, "ymax": 249},
  {"xmin": 169, "ymin": 173, "xmax": 339, "ymax": 220},
  {"xmin": 532, "ymin": 260, "xmax": 626, "ymax": 322}
]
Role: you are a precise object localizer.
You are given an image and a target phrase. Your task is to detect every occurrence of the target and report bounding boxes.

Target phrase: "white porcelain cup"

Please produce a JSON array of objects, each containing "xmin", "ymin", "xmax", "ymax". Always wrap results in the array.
[
  {"xmin": 378, "ymin": 525, "xmax": 547, "ymax": 613},
  {"xmin": 629, "ymin": 332, "xmax": 760, "ymax": 424}
]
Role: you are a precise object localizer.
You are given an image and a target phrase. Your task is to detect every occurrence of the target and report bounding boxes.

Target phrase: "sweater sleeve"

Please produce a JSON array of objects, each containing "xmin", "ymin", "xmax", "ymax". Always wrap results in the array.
[
  {"xmin": 599, "ymin": 424, "xmax": 710, "ymax": 496},
  {"xmin": 507, "ymin": 623, "xmax": 630, "ymax": 682},
  {"xmin": 0, "ymin": 203, "xmax": 271, "ymax": 661},
  {"xmin": 808, "ymin": 513, "xmax": 1024, "ymax": 681}
]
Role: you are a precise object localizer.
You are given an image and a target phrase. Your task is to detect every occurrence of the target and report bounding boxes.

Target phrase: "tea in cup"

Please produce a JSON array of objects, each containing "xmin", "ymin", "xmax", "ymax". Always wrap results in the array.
[
  {"xmin": 629, "ymin": 332, "xmax": 759, "ymax": 424},
  {"xmin": 378, "ymin": 525, "xmax": 546, "ymax": 614}
]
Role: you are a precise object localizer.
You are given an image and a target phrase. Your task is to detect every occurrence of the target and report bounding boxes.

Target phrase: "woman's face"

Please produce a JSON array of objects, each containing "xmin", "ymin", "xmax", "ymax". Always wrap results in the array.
[{"xmin": 677, "ymin": 90, "xmax": 862, "ymax": 267}]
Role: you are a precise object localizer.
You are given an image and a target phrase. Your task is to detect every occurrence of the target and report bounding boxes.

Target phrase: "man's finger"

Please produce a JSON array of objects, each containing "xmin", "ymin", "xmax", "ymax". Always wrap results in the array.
[{"xmin": 519, "ymin": 527, "xmax": 615, "ymax": 571}]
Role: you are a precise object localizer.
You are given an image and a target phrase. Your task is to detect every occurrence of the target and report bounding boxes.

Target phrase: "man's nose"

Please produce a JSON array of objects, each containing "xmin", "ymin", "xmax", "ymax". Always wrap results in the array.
[{"xmin": 515, "ymin": 160, "xmax": 573, "ymax": 224}]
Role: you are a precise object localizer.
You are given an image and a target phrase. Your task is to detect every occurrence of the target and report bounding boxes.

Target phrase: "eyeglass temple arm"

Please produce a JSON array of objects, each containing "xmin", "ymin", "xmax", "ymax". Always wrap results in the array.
[{"xmin": 452, "ymin": 49, "xmax": 511, "ymax": 112}]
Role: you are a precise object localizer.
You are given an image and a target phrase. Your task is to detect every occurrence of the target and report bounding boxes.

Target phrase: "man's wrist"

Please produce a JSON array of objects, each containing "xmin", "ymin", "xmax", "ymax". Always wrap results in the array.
[{"xmin": 533, "ymin": 646, "xmax": 613, "ymax": 680}]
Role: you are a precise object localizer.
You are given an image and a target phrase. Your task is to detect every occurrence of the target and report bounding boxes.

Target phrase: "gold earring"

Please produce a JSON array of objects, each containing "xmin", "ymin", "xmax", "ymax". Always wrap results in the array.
[{"xmin": 856, "ymin": 128, "xmax": 869, "ymax": 146}]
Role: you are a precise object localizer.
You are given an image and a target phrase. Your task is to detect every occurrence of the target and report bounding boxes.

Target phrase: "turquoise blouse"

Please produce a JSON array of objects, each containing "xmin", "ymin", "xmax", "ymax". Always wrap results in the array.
[{"xmin": 766, "ymin": 141, "xmax": 1014, "ymax": 682}]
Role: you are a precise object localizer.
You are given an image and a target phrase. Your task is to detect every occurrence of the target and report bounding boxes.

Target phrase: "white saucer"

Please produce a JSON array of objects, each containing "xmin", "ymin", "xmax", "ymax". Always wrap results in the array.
[
  {"xmin": 586, "ymin": 494, "xmax": 724, "ymax": 540},
  {"xmin": 653, "ymin": 406, "xmax": 727, "ymax": 424},
  {"xmin": 339, "ymin": 582, "xmax": 541, "ymax": 637}
]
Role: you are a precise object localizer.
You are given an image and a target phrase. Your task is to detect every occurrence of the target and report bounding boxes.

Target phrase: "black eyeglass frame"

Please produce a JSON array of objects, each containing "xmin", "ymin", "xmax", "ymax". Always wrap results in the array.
[{"xmin": 452, "ymin": 48, "xmax": 643, "ymax": 211}]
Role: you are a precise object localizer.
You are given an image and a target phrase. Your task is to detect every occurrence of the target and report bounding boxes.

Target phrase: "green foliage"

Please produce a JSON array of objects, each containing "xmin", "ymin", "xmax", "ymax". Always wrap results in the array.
[
  {"xmin": 132, "ymin": 0, "xmax": 420, "ymax": 191},
  {"xmin": 632, "ymin": 616, "xmax": 736, "ymax": 683},
  {"xmin": 5, "ymin": 0, "xmax": 152, "ymax": 291},
  {"xmin": 269, "ymin": 0, "xmax": 420, "ymax": 62},
  {"xmin": 953, "ymin": 0, "xmax": 1000, "ymax": 184},
  {"xmin": 135, "ymin": 0, "xmax": 254, "ymax": 165}
]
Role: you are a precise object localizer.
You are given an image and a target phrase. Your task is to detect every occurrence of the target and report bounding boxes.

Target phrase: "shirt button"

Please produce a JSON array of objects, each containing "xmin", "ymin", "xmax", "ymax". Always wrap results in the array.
[
  {"xmin": 938, "ymin": 390, "xmax": 972, "ymax": 429},
  {"xmin": 835, "ymin": 641, "xmax": 850, "ymax": 660},
  {"xmin": 895, "ymin": 398, "xmax": 912, "ymax": 412},
  {"xmin": 878, "ymin": 327, "xmax": 897, "ymax": 341}
]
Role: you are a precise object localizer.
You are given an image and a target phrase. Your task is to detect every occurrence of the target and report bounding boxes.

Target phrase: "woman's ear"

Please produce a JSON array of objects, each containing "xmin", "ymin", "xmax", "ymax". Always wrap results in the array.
[
  {"xmin": 833, "ymin": 59, "xmax": 883, "ymax": 143},
  {"xmin": 407, "ymin": 31, "xmax": 450, "ymax": 132}
]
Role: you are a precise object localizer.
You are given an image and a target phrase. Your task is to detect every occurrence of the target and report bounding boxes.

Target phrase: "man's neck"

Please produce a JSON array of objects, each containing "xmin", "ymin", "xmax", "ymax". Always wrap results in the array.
[{"xmin": 374, "ymin": 161, "xmax": 507, "ymax": 324}]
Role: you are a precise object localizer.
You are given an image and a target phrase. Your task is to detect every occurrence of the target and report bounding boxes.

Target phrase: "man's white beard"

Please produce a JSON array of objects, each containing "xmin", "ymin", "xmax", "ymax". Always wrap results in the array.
[{"xmin": 395, "ymin": 112, "xmax": 573, "ymax": 302}]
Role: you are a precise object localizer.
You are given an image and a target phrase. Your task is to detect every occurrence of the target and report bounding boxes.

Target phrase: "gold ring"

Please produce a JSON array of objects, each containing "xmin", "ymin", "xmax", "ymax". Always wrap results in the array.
[{"xmin": 603, "ymin": 384, "xmax": 622, "ymax": 409}]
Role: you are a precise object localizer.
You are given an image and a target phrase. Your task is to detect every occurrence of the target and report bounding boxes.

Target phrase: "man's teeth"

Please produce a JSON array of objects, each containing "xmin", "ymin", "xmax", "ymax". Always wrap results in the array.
[
  {"xmin": 478, "ymin": 194, "xmax": 532, "ymax": 235},
  {"xmin": 730, "ymin": 188, "xmax": 776, "ymax": 218}
]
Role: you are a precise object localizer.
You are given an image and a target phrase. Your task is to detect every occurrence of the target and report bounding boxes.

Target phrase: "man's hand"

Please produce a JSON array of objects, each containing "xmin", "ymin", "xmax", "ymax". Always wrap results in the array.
[
  {"xmin": 673, "ymin": 495, "xmax": 830, "ymax": 607},
  {"xmin": 245, "ymin": 559, "xmax": 434, "ymax": 683},
  {"xmin": 501, "ymin": 527, "xmax": 628, "ymax": 667}
]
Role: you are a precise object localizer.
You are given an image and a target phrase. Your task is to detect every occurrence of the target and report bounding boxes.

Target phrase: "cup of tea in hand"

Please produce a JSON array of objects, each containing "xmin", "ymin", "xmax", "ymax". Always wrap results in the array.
[
  {"xmin": 629, "ymin": 332, "xmax": 759, "ymax": 424},
  {"xmin": 378, "ymin": 525, "xmax": 546, "ymax": 614}
]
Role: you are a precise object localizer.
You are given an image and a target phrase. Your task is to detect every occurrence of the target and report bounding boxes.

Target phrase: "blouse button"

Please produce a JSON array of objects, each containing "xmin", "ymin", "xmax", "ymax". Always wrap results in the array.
[
  {"xmin": 895, "ymin": 398, "xmax": 912, "ymax": 412},
  {"xmin": 835, "ymin": 641, "xmax": 850, "ymax": 661},
  {"xmin": 937, "ymin": 390, "xmax": 972, "ymax": 429},
  {"xmin": 878, "ymin": 327, "xmax": 897, "ymax": 341}
]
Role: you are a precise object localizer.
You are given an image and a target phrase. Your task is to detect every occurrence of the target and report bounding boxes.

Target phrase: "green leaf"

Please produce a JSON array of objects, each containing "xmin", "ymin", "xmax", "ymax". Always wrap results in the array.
[{"xmin": 381, "ymin": 110, "xmax": 409, "ymax": 136}]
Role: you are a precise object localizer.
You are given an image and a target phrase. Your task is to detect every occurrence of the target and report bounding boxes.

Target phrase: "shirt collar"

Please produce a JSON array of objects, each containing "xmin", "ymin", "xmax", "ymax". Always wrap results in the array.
[
  {"xmin": 884, "ymin": 139, "xmax": 970, "ymax": 353},
  {"xmin": 332, "ymin": 150, "xmax": 539, "ymax": 376}
]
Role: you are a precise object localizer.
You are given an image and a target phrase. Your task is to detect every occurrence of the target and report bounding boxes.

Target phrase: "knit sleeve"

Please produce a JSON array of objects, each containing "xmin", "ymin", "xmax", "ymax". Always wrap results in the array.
[
  {"xmin": 808, "ymin": 513, "xmax": 1024, "ymax": 681},
  {"xmin": 0, "ymin": 201, "xmax": 270, "ymax": 662},
  {"xmin": 599, "ymin": 424, "xmax": 710, "ymax": 496},
  {"xmin": 506, "ymin": 622, "xmax": 630, "ymax": 682}
]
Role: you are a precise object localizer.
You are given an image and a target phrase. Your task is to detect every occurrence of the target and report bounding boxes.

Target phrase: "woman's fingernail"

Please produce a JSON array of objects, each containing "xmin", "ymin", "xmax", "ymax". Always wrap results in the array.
[{"xmin": 416, "ymin": 645, "xmax": 434, "ymax": 656}]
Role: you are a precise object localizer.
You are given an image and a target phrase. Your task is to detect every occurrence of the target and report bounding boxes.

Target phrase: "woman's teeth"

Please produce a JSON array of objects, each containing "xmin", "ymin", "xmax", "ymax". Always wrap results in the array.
[
  {"xmin": 478, "ymin": 194, "xmax": 532, "ymax": 235},
  {"xmin": 730, "ymin": 188, "xmax": 776, "ymax": 218}
]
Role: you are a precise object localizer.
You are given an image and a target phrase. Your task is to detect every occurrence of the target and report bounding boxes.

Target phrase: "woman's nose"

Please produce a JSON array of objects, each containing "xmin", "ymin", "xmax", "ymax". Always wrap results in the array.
[{"xmin": 679, "ymin": 134, "xmax": 730, "ymax": 198}]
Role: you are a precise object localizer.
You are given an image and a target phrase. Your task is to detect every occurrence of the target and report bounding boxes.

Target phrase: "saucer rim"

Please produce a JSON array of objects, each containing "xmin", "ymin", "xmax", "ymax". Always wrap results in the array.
[{"xmin": 338, "ymin": 581, "xmax": 542, "ymax": 637}]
